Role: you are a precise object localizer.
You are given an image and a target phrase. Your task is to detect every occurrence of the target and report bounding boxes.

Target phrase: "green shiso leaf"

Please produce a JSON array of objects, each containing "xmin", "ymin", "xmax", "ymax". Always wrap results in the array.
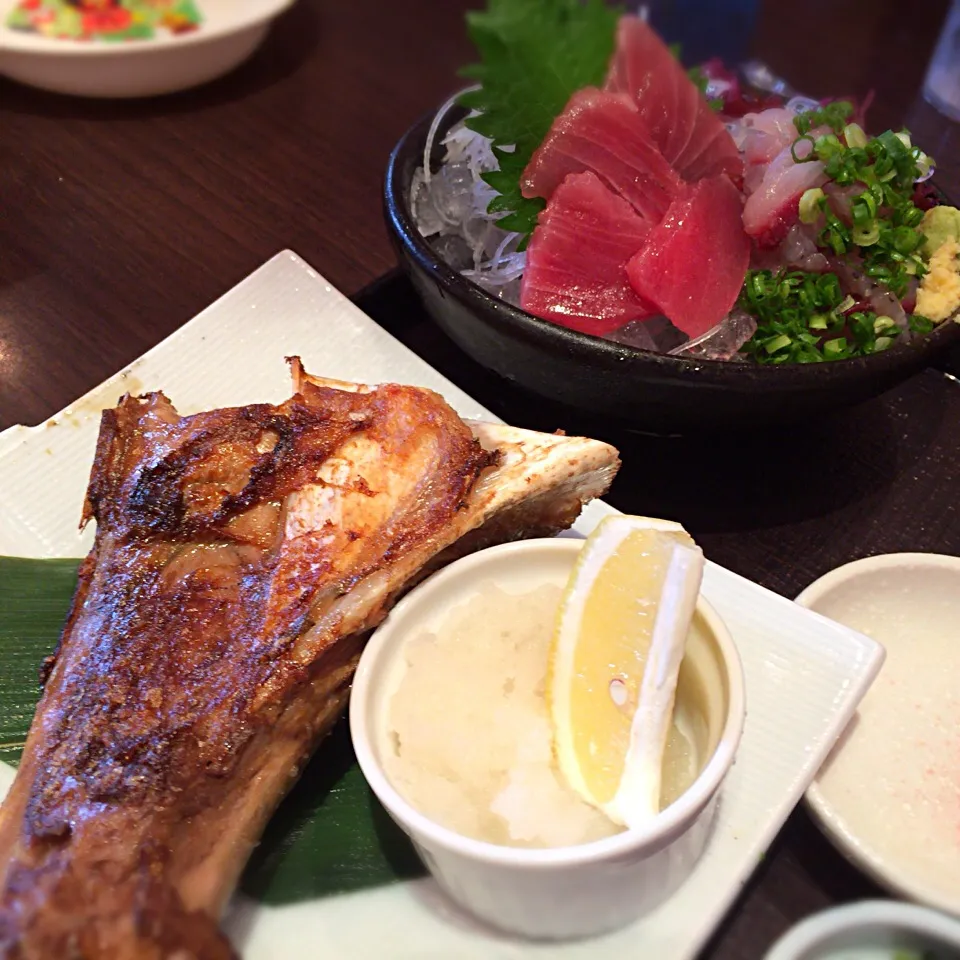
[{"xmin": 458, "ymin": 0, "xmax": 622, "ymax": 244}]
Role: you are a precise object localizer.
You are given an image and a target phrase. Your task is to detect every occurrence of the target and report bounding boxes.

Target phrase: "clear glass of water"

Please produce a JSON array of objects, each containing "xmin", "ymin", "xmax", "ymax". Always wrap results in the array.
[{"xmin": 925, "ymin": 0, "xmax": 960, "ymax": 122}]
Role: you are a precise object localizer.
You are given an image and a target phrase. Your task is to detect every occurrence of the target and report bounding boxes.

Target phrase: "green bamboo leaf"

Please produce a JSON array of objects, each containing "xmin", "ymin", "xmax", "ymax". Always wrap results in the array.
[
  {"xmin": 0, "ymin": 557, "xmax": 79, "ymax": 765},
  {"xmin": 240, "ymin": 722, "xmax": 423, "ymax": 903},
  {"xmin": 0, "ymin": 557, "xmax": 424, "ymax": 903}
]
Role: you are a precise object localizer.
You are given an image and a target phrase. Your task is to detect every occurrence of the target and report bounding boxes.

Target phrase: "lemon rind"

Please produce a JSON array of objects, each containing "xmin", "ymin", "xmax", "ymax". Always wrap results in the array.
[{"xmin": 609, "ymin": 542, "xmax": 703, "ymax": 827}]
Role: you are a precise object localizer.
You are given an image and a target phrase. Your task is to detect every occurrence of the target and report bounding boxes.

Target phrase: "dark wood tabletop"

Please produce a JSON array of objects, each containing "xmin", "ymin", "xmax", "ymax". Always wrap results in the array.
[{"xmin": 2, "ymin": 0, "xmax": 959, "ymax": 957}]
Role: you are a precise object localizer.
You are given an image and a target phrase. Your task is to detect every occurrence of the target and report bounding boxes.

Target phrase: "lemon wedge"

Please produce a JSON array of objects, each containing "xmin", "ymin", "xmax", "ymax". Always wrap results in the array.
[{"xmin": 549, "ymin": 515, "xmax": 705, "ymax": 828}]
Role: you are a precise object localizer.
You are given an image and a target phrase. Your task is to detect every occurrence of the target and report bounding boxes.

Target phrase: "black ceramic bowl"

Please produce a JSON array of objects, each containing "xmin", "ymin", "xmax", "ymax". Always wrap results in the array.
[{"xmin": 384, "ymin": 105, "xmax": 960, "ymax": 434}]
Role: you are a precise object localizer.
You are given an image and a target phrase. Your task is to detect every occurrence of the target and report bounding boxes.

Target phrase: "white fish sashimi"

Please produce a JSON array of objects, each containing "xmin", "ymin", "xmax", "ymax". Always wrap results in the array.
[
  {"xmin": 740, "ymin": 107, "xmax": 799, "ymax": 167},
  {"xmin": 742, "ymin": 140, "xmax": 828, "ymax": 247}
]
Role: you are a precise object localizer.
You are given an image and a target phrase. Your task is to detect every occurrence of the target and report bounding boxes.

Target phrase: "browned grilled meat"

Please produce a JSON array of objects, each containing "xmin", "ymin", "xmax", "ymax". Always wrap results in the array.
[{"xmin": 0, "ymin": 362, "xmax": 619, "ymax": 959}]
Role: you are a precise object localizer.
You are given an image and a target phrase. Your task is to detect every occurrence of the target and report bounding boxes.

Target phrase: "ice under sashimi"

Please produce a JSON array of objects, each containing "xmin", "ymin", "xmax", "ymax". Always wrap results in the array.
[
  {"xmin": 412, "ymin": 0, "xmax": 952, "ymax": 365},
  {"xmin": 520, "ymin": 171, "xmax": 653, "ymax": 336},
  {"xmin": 626, "ymin": 176, "xmax": 750, "ymax": 339}
]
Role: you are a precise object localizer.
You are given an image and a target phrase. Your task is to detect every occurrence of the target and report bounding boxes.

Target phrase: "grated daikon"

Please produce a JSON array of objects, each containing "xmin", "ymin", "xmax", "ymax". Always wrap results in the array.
[{"xmin": 383, "ymin": 581, "xmax": 698, "ymax": 848}]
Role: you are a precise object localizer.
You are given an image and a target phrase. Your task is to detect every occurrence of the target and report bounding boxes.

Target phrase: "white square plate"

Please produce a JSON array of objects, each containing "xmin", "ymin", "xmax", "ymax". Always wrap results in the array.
[{"xmin": 0, "ymin": 251, "xmax": 883, "ymax": 959}]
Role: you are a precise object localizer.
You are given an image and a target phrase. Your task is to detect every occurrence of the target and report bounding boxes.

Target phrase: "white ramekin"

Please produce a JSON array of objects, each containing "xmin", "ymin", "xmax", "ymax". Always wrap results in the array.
[{"xmin": 349, "ymin": 537, "xmax": 746, "ymax": 941}]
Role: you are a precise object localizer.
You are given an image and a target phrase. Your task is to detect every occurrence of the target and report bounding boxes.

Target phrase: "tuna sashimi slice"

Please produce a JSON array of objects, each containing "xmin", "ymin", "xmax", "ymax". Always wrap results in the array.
[
  {"xmin": 742, "ymin": 140, "xmax": 828, "ymax": 248},
  {"xmin": 626, "ymin": 175, "xmax": 750, "ymax": 339},
  {"xmin": 664, "ymin": 77, "xmax": 703, "ymax": 167},
  {"xmin": 520, "ymin": 88, "xmax": 684, "ymax": 224},
  {"xmin": 521, "ymin": 171, "xmax": 654, "ymax": 336},
  {"xmin": 604, "ymin": 16, "xmax": 742, "ymax": 185},
  {"xmin": 604, "ymin": 17, "xmax": 675, "ymax": 152},
  {"xmin": 675, "ymin": 122, "xmax": 743, "ymax": 183}
]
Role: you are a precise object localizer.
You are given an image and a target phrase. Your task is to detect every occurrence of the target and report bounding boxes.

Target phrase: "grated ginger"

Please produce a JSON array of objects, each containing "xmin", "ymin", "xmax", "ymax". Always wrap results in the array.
[{"xmin": 916, "ymin": 239, "xmax": 960, "ymax": 324}]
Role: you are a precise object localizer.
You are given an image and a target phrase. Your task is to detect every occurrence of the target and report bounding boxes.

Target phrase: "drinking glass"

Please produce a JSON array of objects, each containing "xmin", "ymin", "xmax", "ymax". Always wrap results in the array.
[{"xmin": 925, "ymin": 0, "xmax": 960, "ymax": 122}]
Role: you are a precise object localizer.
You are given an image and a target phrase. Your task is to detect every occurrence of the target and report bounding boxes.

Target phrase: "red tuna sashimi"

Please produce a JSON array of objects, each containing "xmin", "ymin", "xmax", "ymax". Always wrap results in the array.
[
  {"xmin": 604, "ymin": 16, "xmax": 742, "ymax": 184},
  {"xmin": 520, "ymin": 88, "xmax": 683, "ymax": 223},
  {"xmin": 521, "ymin": 171, "xmax": 654, "ymax": 336},
  {"xmin": 626, "ymin": 175, "xmax": 749, "ymax": 339},
  {"xmin": 675, "ymin": 122, "xmax": 742, "ymax": 183}
]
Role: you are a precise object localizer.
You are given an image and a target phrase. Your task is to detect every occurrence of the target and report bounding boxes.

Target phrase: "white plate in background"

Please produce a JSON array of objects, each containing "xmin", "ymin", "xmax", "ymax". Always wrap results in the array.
[
  {"xmin": 0, "ymin": 0, "xmax": 294, "ymax": 97},
  {"xmin": 798, "ymin": 553, "xmax": 960, "ymax": 918},
  {"xmin": 0, "ymin": 250, "xmax": 885, "ymax": 959}
]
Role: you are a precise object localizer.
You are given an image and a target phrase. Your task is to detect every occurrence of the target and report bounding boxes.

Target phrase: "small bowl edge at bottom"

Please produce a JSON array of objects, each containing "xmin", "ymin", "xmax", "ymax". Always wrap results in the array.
[{"xmin": 763, "ymin": 900, "xmax": 960, "ymax": 960}]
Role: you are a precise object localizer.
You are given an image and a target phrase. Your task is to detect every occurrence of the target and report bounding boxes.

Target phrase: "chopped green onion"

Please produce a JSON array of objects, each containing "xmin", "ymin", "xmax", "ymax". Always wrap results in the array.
[
  {"xmin": 787, "ymin": 122, "xmax": 933, "ymax": 300},
  {"xmin": 794, "ymin": 100, "xmax": 853, "ymax": 137},
  {"xmin": 853, "ymin": 224, "xmax": 881, "ymax": 246},
  {"xmin": 820, "ymin": 223, "xmax": 850, "ymax": 255},
  {"xmin": 738, "ymin": 269, "xmax": 902, "ymax": 363},
  {"xmin": 823, "ymin": 338, "xmax": 848, "ymax": 358},
  {"xmin": 851, "ymin": 192, "xmax": 878, "ymax": 227},
  {"xmin": 758, "ymin": 114, "xmax": 937, "ymax": 362},
  {"xmin": 799, "ymin": 188, "xmax": 825, "ymax": 223},
  {"xmin": 877, "ymin": 129, "xmax": 911, "ymax": 159},
  {"xmin": 814, "ymin": 133, "xmax": 844, "ymax": 160},
  {"xmin": 791, "ymin": 135, "xmax": 816, "ymax": 163},
  {"xmin": 844, "ymin": 123, "xmax": 868, "ymax": 148},
  {"xmin": 817, "ymin": 272, "xmax": 843, "ymax": 302},
  {"xmin": 903, "ymin": 206, "xmax": 924, "ymax": 228},
  {"xmin": 892, "ymin": 226, "xmax": 920, "ymax": 253},
  {"xmin": 764, "ymin": 334, "xmax": 792, "ymax": 354},
  {"xmin": 915, "ymin": 151, "xmax": 934, "ymax": 180},
  {"xmin": 874, "ymin": 316, "xmax": 897, "ymax": 334}
]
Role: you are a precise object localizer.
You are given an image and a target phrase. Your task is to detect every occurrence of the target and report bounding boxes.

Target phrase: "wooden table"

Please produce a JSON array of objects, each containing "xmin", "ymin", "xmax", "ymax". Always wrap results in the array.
[{"xmin": 1, "ymin": 1, "xmax": 958, "ymax": 956}]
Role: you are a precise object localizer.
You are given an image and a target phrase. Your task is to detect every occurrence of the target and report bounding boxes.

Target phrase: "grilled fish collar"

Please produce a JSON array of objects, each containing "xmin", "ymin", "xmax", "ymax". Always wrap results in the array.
[{"xmin": 0, "ymin": 361, "xmax": 619, "ymax": 959}]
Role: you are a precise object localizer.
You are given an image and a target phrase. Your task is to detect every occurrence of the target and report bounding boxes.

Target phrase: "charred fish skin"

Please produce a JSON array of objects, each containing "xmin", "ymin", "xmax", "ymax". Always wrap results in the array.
[
  {"xmin": 0, "ymin": 379, "xmax": 491, "ymax": 959},
  {"xmin": 0, "ymin": 362, "xmax": 620, "ymax": 958}
]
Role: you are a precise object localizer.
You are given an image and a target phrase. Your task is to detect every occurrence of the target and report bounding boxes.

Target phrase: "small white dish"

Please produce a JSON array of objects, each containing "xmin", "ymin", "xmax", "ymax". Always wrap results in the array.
[
  {"xmin": 763, "ymin": 900, "xmax": 960, "ymax": 960},
  {"xmin": 350, "ymin": 537, "xmax": 747, "ymax": 941},
  {"xmin": 0, "ymin": 0, "xmax": 294, "ymax": 98},
  {"xmin": 797, "ymin": 553, "xmax": 960, "ymax": 917}
]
